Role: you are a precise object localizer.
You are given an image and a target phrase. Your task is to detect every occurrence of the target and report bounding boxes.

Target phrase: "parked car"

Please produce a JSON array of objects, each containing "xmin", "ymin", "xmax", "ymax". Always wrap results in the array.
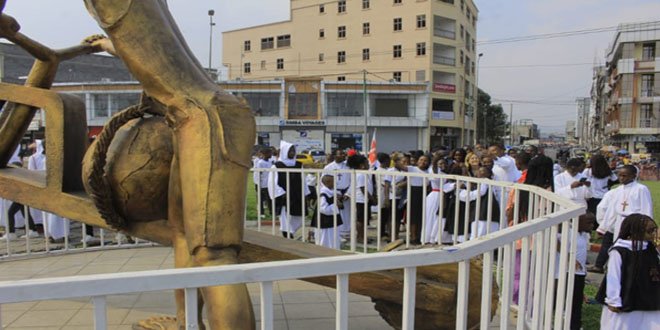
[
  {"xmin": 295, "ymin": 154, "xmax": 315, "ymax": 165},
  {"xmin": 302, "ymin": 149, "xmax": 326, "ymax": 162}
]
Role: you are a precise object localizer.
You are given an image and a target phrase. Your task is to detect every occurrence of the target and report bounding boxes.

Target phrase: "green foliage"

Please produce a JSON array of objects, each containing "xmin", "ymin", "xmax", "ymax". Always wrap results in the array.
[{"xmin": 476, "ymin": 88, "xmax": 508, "ymax": 145}]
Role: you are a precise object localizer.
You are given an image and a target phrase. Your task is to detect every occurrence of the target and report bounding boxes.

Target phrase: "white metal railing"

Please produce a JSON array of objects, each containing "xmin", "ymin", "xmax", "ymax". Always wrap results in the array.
[
  {"xmin": 0, "ymin": 168, "xmax": 585, "ymax": 329},
  {"xmin": 0, "ymin": 202, "xmax": 154, "ymax": 259}
]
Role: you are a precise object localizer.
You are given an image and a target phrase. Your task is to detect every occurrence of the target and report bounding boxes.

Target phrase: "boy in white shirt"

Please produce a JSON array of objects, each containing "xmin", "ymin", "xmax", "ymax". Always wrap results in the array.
[{"xmin": 311, "ymin": 175, "xmax": 343, "ymax": 249}]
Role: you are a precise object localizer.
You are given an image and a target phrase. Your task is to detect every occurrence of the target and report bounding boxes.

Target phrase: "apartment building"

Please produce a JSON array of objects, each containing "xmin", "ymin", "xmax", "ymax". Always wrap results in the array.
[
  {"xmin": 222, "ymin": 0, "xmax": 479, "ymax": 151},
  {"xmin": 600, "ymin": 22, "xmax": 660, "ymax": 154},
  {"xmin": 575, "ymin": 97, "xmax": 590, "ymax": 147}
]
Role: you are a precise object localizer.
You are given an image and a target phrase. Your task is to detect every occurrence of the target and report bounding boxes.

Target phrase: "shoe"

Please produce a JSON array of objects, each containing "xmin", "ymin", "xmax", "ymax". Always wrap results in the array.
[
  {"xmin": 20, "ymin": 230, "xmax": 39, "ymax": 239},
  {"xmin": 587, "ymin": 265, "xmax": 604, "ymax": 274},
  {"xmin": 0, "ymin": 232, "xmax": 17, "ymax": 241}
]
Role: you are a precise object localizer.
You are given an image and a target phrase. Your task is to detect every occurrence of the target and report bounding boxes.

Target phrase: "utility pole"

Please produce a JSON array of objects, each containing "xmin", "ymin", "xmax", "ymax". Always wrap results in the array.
[
  {"xmin": 509, "ymin": 104, "xmax": 513, "ymax": 146},
  {"xmin": 473, "ymin": 53, "xmax": 483, "ymax": 146},
  {"xmin": 208, "ymin": 9, "xmax": 215, "ymax": 70},
  {"xmin": 363, "ymin": 69, "xmax": 368, "ymax": 154}
]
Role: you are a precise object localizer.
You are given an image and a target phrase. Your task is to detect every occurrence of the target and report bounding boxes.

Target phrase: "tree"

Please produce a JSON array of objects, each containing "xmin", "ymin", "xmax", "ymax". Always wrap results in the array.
[{"xmin": 476, "ymin": 89, "xmax": 508, "ymax": 145}]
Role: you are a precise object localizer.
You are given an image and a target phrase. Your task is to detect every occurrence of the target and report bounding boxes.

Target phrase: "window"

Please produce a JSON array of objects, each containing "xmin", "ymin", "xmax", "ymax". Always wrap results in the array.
[
  {"xmin": 460, "ymin": 25, "xmax": 464, "ymax": 39},
  {"xmin": 319, "ymin": 29, "xmax": 325, "ymax": 38},
  {"xmin": 327, "ymin": 93, "xmax": 364, "ymax": 116},
  {"xmin": 393, "ymin": 72, "xmax": 402, "ymax": 82},
  {"xmin": 393, "ymin": 18, "xmax": 402, "ymax": 31},
  {"xmin": 260, "ymin": 60, "xmax": 266, "ymax": 70},
  {"xmin": 460, "ymin": 0, "xmax": 465, "ymax": 12},
  {"xmin": 394, "ymin": 0, "xmax": 402, "ymax": 4},
  {"xmin": 319, "ymin": 4, "xmax": 325, "ymax": 13},
  {"xmin": 467, "ymin": 9, "xmax": 471, "ymax": 20},
  {"xmin": 243, "ymin": 93, "xmax": 280, "ymax": 117},
  {"xmin": 641, "ymin": 74, "xmax": 654, "ymax": 97},
  {"xmin": 338, "ymin": 26, "xmax": 346, "ymax": 38},
  {"xmin": 244, "ymin": 40, "xmax": 251, "ymax": 52},
  {"xmin": 415, "ymin": 70, "xmax": 425, "ymax": 82},
  {"xmin": 338, "ymin": 0, "xmax": 346, "ymax": 13},
  {"xmin": 363, "ymin": 48, "xmax": 370, "ymax": 61},
  {"xmin": 416, "ymin": 42, "xmax": 426, "ymax": 56},
  {"xmin": 92, "ymin": 94, "xmax": 109, "ymax": 118},
  {"xmin": 393, "ymin": 44, "xmax": 402, "ymax": 58},
  {"xmin": 337, "ymin": 51, "xmax": 346, "ymax": 63},
  {"xmin": 277, "ymin": 34, "xmax": 291, "ymax": 48},
  {"xmin": 337, "ymin": 76, "xmax": 346, "ymax": 82},
  {"xmin": 374, "ymin": 96, "xmax": 408, "ymax": 117},
  {"xmin": 440, "ymin": 0, "xmax": 454, "ymax": 4},
  {"xmin": 362, "ymin": 0, "xmax": 370, "ymax": 9},
  {"xmin": 460, "ymin": 50, "xmax": 464, "ymax": 64},
  {"xmin": 416, "ymin": 15, "xmax": 426, "ymax": 28},
  {"xmin": 243, "ymin": 63, "xmax": 251, "ymax": 74},
  {"xmin": 472, "ymin": 40, "xmax": 476, "ymax": 53},
  {"xmin": 319, "ymin": 53, "xmax": 324, "ymax": 62},
  {"xmin": 363, "ymin": 22, "xmax": 370, "ymax": 35},
  {"xmin": 642, "ymin": 43, "xmax": 656, "ymax": 61},
  {"xmin": 640, "ymin": 104, "xmax": 654, "ymax": 127},
  {"xmin": 260, "ymin": 37, "xmax": 274, "ymax": 50},
  {"xmin": 276, "ymin": 58, "xmax": 284, "ymax": 70}
]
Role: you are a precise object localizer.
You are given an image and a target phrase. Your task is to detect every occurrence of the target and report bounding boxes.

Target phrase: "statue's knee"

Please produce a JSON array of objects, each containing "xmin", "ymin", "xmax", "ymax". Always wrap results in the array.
[{"xmin": 191, "ymin": 246, "xmax": 239, "ymax": 266}]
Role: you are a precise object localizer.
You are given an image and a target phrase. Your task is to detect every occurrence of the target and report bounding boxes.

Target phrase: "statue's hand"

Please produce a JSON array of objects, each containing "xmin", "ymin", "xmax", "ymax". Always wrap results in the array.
[
  {"xmin": 0, "ymin": 13, "xmax": 20, "ymax": 39},
  {"xmin": 82, "ymin": 34, "xmax": 117, "ymax": 55}
]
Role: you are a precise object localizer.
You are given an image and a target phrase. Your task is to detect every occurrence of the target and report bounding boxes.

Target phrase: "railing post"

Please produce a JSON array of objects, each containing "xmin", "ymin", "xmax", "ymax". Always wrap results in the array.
[
  {"xmin": 0, "ymin": 303, "xmax": 3, "ymax": 330},
  {"xmin": 184, "ymin": 288, "xmax": 198, "ymax": 329},
  {"xmin": 562, "ymin": 217, "xmax": 579, "ymax": 330},
  {"xmin": 336, "ymin": 274, "xmax": 349, "ymax": 330},
  {"xmin": 402, "ymin": 267, "xmax": 417, "ymax": 330},
  {"xmin": 499, "ymin": 242, "xmax": 513, "ymax": 330},
  {"xmin": 480, "ymin": 251, "xmax": 493, "ymax": 329},
  {"xmin": 456, "ymin": 260, "xmax": 470, "ymax": 329},
  {"xmin": 260, "ymin": 281, "xmax": 273, "ymax": 330},
  {"xmin": 92, "ymin": 296, "xmax": 107, "ymax": 330}
]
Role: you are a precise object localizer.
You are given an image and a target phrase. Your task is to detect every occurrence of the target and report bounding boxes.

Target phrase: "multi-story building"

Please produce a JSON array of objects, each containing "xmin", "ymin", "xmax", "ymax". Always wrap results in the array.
[
  {"xmin": 589, "ymin": 65, "xmax": 608, "ymax": 149},
  {"xmin": 222, "ymin": 0, "xmax": 479, "ymax": 151},
  {"xmin": 602, "ymin": 22, "xmax": 660, "ymax": 154},
  {"xmin": 512, "ymin": 119, "xmax": 539, "ymax": 145},
  {"xmin": 575, "ymin": 97, "xmax": 590, "ymax": 146},
  {"xmin": 565, "ymin": 120, "xmax": 577, "ymax": 144}
]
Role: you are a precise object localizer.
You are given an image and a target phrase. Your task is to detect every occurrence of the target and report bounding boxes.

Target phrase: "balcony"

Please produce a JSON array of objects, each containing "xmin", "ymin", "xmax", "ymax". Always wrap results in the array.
[
  {"xmin": 433, "ymin": 43, "xmax": 456, "ymax": 66},
  {"xmin": 433, "ymin": 16, "xmax": 456, "ymax": 40}
]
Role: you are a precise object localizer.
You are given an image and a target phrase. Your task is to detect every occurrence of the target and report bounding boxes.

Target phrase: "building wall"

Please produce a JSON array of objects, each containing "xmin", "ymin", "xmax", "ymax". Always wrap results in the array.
[
  {"xmin": 602, "ymin": 22, "xmax": 660, "ymax": 153},
  {"xmin": 222, "ymin": 0, "xmax": 478, "ymax": 146}
]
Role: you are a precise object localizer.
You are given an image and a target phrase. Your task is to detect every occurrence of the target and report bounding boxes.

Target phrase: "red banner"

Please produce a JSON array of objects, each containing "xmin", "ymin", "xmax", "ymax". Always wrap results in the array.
[{"xmin": 433, "ymin": 83, "xmax": 456, "ymax": 93}]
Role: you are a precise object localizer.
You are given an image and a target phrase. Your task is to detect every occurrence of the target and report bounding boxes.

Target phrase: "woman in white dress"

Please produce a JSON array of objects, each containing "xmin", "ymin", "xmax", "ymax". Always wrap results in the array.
[{"xmin": 423, "ymin": 155, "xmax": 453, "ymax": 244}]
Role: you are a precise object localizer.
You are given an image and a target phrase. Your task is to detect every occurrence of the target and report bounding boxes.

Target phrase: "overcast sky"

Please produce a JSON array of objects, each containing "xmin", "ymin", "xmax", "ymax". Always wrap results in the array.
[{"xmin": 4, "ymin": 0, "xmax": 660, "ymax": 134}]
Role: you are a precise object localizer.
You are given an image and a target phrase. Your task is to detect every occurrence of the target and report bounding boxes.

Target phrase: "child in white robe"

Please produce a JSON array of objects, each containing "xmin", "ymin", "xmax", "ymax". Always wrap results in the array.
[{"xmin": 312, "ymin": 175, "xmax": 343, "ymax": 250}]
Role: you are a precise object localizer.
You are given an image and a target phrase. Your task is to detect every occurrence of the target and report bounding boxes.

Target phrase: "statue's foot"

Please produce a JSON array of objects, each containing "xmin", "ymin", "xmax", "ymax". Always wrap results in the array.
[{"xmin": 132, "ymin": 316, "xmax": 206, "ymax": 330}]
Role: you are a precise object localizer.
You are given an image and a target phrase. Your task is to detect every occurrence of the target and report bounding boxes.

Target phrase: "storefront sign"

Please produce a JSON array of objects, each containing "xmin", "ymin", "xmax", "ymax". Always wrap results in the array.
[
  {"xmin": 432, "ymin": 111, "xmax": 454, "ymax": 120},
  {"xmin": 279, "ymin": 119, "xmax": 326, "ymax": 126},
  {"xmin": 433, "ymin": 83, "xmax": 456, "ymax": 93}
]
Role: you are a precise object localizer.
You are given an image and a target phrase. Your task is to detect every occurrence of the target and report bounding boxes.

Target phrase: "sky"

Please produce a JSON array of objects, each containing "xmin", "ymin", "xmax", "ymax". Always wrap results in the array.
[{"xmin": 3, "ymin": 0, "xmax": 660, "ymax": 135}]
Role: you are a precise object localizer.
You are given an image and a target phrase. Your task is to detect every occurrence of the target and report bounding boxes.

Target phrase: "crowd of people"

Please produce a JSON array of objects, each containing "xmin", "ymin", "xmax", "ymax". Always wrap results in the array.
[
  {"xmin": 253, "ymin": 140, "xmax": 658, "ymax": 329},
  {"xmin": 0, "ymin": 139, "xmax": 101, "ymax": 244}
]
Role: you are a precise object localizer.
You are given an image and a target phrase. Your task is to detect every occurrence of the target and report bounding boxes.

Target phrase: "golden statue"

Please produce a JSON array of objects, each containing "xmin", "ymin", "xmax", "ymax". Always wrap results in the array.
[{"xmin": 0, "ymin": 1, "xmax": 496, "ymax": 329}]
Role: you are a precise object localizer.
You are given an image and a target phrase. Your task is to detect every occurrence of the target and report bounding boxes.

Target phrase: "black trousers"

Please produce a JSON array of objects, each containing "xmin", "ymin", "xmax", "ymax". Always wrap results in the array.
[
  {"xmin": 570, "ymin": 274, "xmax": 586, "ymax": 330},
  {"xmin": 595, "ymin": 231, "xmax": 614, "ymax": 268},
  {"xmin": 7, "ymin": 202, "xmax": 35, "ymax": 233}
]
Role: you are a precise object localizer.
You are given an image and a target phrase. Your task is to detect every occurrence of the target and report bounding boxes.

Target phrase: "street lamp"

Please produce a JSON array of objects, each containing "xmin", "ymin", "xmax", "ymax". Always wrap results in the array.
[
  {"xmin": 474, "ymin": 52, "xmax": 483, "ymax": 145},
  {"xmin": 208, "ymin": 9, "xmax": 216, "ymax": 70}
]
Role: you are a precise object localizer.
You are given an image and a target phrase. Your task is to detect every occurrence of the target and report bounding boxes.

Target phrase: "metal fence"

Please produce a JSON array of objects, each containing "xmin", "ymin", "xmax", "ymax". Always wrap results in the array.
[{"xmin": 0, "ymin": 168, "xmax": 584, "ymax": 329}]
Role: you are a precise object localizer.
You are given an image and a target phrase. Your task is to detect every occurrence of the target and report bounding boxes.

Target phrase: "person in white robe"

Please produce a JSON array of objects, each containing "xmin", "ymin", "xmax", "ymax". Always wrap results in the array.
[
  {"xmin": 267, "ymin": 141, "xmax": 310, "ymax": 238},
  {"xmin": 27, "ymin": 140, "xmax": 71, "ymax": 240},
  {"xmin": 598, "ymin": 214, "xmax": 659, "ymax": 330},
  {"xmin": 0, "ymin": 147, "xmax": 25, "ymax": 234},
  {"xmin": 422, "ymin": 171, "xmax": 454, "ymax": 244},
  {"xmin": 554, "ymin": 158, "xmax": 592, "ymax": 210},
  {"xmin": 323, "ymin": 149, "xmax": 351, "ymax": 236},
  {"xmin": 596, "ymin": 165, "xmax": 654, "ymax": 241},
  {"xmin": 313, "ymin": 175, "xmax": 343, "ymax": 249}
]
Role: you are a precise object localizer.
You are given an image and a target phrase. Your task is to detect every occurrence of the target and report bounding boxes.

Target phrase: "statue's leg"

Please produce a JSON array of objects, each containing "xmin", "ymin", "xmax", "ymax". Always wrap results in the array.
[
  {"xmin": 169, "ymin": 103, "xmax": 255, "ymax": 330},
  {"xmin": 166, "ymin": 156, "xmax": 206, "ymax": 330}
]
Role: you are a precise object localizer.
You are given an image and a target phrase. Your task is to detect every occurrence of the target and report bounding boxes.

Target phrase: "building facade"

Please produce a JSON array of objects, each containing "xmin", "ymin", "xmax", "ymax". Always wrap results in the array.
[
  {"xmin": 600, "ymin": 22, "xmax": 660, "ymax": 153},
  {"xmin": 222, "ymin": 0, "xmax": 478, "ymax": 151},
  {"xmin": 575, "ymin": 97, "xmax": 590, "ymax": 146}
]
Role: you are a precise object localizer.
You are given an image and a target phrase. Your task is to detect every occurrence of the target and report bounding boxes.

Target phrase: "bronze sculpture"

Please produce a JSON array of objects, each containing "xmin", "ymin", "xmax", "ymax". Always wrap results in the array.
[{"xmin": 0, "ymin": 1, "xmax": 497, "ymax": 329}]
